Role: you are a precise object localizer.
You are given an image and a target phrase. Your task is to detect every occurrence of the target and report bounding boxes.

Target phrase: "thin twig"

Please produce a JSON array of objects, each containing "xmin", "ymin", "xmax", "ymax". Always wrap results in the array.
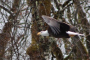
[{"xmin": 0, "ymin": 5, "xmax": 14, "ymax": 16}]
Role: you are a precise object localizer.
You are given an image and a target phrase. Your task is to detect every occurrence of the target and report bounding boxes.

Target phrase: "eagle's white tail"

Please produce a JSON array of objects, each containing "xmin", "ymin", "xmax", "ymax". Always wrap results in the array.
[{"xmin": 66, "ymin": 31, "xmax": 84, "ymax": 36}]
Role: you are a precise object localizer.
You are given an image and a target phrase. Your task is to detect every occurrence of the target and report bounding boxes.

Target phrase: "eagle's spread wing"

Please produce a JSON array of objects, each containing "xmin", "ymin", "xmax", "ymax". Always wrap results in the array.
[{"xmin": 42, "ymin": 15, "xmax": 60, "ymax": 34}]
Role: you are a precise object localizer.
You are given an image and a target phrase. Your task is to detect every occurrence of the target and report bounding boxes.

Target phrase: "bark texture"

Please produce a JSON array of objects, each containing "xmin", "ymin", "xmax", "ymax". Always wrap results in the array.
[{"xmin": 0, "ymin": 0, "xmax": 21, "ymax": 60}]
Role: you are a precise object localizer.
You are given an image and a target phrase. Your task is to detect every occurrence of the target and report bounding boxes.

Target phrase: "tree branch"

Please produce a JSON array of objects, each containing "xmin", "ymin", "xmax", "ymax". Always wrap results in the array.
[{"xmin": 0, "ymin": 5, "xmax": 13, "ymax": 16}]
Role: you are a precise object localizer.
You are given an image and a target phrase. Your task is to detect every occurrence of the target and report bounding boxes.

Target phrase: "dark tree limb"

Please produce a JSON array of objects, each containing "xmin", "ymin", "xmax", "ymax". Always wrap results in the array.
[
  {"xmin": 0, "ymin": 5, "xmax": 14, "ymax": 16},
  {"xmin": 86, "ymin": 35, "xmax": 90, "ymax": 58},
  {"xmin": 73, "ymin": 0, "xmax": 90, "ymax": 59},
  {"xmin": 51, "ymin": 41, "xmax": 63, "ymax": 60},
  {"xmin": 62, "ymin": 0, "xmax": 72, "ymax": 7},
  {"xmin": 0, "ymin": 0, "xmax": 21, "ymax": 60}
]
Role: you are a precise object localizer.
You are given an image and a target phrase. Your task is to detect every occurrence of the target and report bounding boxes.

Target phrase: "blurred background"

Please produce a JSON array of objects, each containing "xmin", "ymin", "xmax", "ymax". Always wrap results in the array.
[{"xmin": 0, "ymin": 0, "xmax": 90, "ymax": 60}]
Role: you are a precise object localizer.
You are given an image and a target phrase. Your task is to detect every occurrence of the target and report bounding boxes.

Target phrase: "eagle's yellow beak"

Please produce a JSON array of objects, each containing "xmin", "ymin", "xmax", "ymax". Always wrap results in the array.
[{"xmin": 37, "ymin": 32, "xmax": 41, "ymax": 35}]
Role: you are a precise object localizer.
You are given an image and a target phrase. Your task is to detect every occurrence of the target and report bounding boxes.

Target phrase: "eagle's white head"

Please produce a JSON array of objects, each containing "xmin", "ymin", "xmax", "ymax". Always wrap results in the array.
[{"xmin": 37, "ymin": 30, "xmax": 49, "ymax": 36}]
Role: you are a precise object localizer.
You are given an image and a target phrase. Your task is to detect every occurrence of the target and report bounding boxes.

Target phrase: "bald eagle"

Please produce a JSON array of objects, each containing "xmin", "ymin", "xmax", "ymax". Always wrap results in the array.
[{"xmin": 37, "ymin": 15, "xmax": 84, "ymax": 38}]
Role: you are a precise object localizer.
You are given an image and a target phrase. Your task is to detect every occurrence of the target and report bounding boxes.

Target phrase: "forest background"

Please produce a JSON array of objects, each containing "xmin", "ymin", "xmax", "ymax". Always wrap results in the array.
[{"xmin": 0, "ymin": 0, "xmax": 90, "ymax": 60}]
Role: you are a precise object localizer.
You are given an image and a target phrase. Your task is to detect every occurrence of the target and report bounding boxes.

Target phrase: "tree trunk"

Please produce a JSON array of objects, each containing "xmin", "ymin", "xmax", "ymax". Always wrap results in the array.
[{"xmin": 0, "ymin": 0, "xmax": 21, "ymax": 60}]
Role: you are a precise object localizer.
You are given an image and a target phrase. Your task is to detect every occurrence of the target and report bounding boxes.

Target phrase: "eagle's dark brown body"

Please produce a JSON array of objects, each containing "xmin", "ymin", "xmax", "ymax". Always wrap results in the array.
[
  {"xmin": 37, "ymin": 15, "xmax": 84, "ymax": 38},
  {"xmin": 48, "ymin": 22, "xmax": 73, "ymax": 38}
]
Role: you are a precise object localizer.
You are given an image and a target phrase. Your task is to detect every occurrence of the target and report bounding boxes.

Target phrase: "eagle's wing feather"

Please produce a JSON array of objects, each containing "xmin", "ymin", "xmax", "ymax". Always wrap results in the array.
[{"xmin": 42, "ymin": 15, "xmax": 60, "ymax": 34}]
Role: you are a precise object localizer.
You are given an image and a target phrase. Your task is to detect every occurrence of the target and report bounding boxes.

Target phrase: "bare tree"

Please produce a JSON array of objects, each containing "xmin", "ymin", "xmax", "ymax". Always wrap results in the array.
[{"xmin": 0, "ymin": 0, "xmax": 90, "ymax": 60}]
